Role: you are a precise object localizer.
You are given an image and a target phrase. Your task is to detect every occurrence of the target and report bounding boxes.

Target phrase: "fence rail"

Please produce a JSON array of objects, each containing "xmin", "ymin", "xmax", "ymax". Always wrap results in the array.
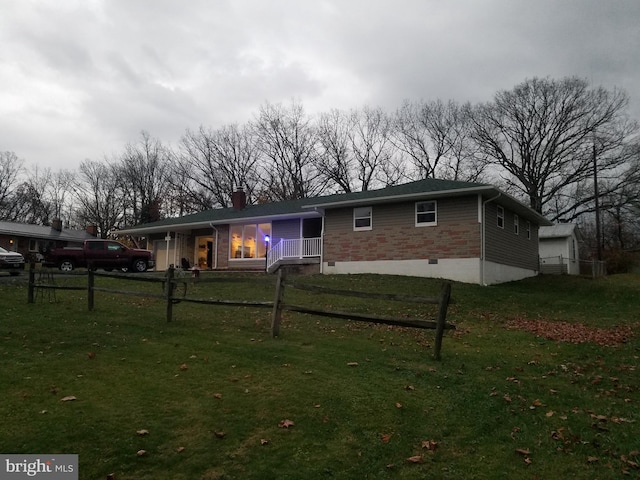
[{"xmin": 27, "ymin": 265, "xmax": 455, "ymax": 360}]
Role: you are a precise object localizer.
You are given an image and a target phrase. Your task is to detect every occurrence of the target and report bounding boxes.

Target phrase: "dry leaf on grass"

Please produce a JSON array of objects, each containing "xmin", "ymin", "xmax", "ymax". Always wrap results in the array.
[
  {"xmin": 136, "ymin": 450, "xmax": 147, "ymax": 457},
  {"xmin": 60, "ymin": 396, "xmax": 76, "ymax": 402},
  {"xmin": 406, "ymin": 455, "xmax": 423, "ymax": 463},
  {"xmin": 278, "ymin": 419, "xmax": 295, "ymax": 429},
  {"xmin": 380, "ymin": 433, "xmax": 392, "ymax": 444},
  {"xmin": 136, "ymin": 429, "xmax": 149, "ymax": 436},
  {"xmin": 347, "ymin": 362, "xmax": 359, "ymax": 367},
  {"xmin": 421, "ymin": 440, "xmax": 438, "ymax": 451}
]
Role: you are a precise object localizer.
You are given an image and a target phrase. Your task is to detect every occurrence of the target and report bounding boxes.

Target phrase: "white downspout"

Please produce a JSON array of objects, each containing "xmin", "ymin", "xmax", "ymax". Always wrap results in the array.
[
  {"xmin": 481, "ymin": 193, "xmax": 501, "ymax": 286},
  {"xmin": 164, "ymin": 231, "xmax": 171, "ymax": 270},
  {"xmin": 209, "ymin": 223, "xmax": 219, "ymax": 270}
]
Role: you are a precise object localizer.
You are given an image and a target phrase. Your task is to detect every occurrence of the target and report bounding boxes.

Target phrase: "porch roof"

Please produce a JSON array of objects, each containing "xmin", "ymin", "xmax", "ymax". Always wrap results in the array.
[{"xmin": 117, "ymin": 198, "xmax": 322, "ymax": 235}]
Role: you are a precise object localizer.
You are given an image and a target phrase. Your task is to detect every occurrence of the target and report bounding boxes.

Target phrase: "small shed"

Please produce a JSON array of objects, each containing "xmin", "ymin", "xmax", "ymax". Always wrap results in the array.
[{"xmin": 539, "ymin": 224, "xmax": 581, "ymax": 275}]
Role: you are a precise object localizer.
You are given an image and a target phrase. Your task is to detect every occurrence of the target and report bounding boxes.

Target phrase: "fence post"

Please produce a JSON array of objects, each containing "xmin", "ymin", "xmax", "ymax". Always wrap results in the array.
[
  {"xmin": 433, "ymin": 282, "xmax": 452, "ymax": 361},
  {"xmin": 166, "ymin": 266, "xmax": 175, "ymax": 322},
  {"xmin": 88, "ymin": 269, "xmax": 95, "ymax": 311},
  {"xmin": 27, "ymin": 262, "xmax": 35, "ymax": 304},
  {"xmin": 271, "ymin": 268, "xmax": 287, "ymax": 337}
]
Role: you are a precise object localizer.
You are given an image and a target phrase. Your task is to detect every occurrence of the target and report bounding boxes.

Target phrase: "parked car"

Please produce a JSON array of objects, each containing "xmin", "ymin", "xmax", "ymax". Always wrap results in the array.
[
  {"xmin": 45, "ymin": 239, "xmax": 154, "ymax": 273},
  {"xmin": 0, "ymin": 246, "xmax": 25, "ymax": 275}
]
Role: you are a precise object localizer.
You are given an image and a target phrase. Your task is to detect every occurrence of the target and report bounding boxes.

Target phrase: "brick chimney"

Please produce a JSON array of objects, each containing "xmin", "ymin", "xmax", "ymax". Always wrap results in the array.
[
  {"xmin": 232, "ymin": 188, "xmax": 246, "ymax": 210},
  {"xmin": 86, "ymin": 224, "xmax": 98, "ymax": 237},
  {"xmin": 52, "ymin": 218, "xmax": 63, "ymax": 232}
]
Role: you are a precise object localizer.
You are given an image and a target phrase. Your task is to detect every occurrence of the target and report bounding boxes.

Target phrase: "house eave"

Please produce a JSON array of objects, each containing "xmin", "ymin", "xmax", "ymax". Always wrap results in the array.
[
  {"xmin": 117, "ymin": 210, "xmax": 322, "ymax": 236},
  {"xmin": 305, "ymin": 186, "xmax": 552, "ymax": 226}
]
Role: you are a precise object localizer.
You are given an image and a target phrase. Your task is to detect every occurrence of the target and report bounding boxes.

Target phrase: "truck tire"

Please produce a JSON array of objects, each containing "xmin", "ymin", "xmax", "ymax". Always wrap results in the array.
[
  {"xmin": 59, "ymin": 259, "xmax": 74, "ymax": 272},
  {"xmin": 131, "ymin": 259, "xmax": 148, "ymax": 273}
]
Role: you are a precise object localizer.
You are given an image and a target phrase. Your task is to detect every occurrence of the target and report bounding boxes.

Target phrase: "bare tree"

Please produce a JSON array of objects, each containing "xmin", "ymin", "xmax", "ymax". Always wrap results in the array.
[
  {"xmin": 348, "ymin": 106, "xmax": 399, "ymax": 190},
  {"xmin": 119, "ymin": 131, "xmax": 172, "ymax": 225},
  {"xmin": 177, "ymin": 123, "xmax": 260, "ymax": 210},
  {"xmin": 315, "ymin": 109, "xmax": 355, "ymax": 193},
  {"xmin": 0, "ymin": 151, "xmax": 24, "ymax": 221},
  {"xmin": 74, "ymin": 160, "xmax": 125, "ymax": 238},
  {"xmin": 469, "ymin": 77, "xmax": 637, "ymax": 218},
  {"xmin": 392, "ymin": 99, "xmax": 484, "ymax": 182},
  {"xmin": 253, "ymin": 100, "xmax": 322, "ymax": 201}
]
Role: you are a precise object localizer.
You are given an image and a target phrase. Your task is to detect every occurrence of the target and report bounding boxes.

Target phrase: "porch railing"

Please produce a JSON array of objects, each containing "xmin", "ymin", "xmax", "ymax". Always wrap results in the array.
[{"xmin": 266, "ymin": 237, "xmax": 322, "ymax": 272}]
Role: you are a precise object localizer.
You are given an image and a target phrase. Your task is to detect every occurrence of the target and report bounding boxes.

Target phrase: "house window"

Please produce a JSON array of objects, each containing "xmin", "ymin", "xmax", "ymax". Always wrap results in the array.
[
  {"xmin": 526, "ymin": 221, "xmax": 531, "ymax": 240},
  {"xmin": 514, "ymin": 214, "xmax": 519, "ymax": 235},
  {"xmin": 230, "ymin": 223, "xmax": 271, "ymax": 259},
  {"xmin": 353, "ymin": 207, "xmax": 372, "ymax": 231},
  {"xmin": 416, "ymin": 201, "xmax": 437, "ymax": 226},
  {"xmin": 497, "ymin": 205, "xmax": 504, "ymax": 229}
]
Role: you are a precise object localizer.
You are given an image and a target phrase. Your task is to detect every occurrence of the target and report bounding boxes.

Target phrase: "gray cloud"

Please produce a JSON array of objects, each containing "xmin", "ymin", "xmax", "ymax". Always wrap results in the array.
[{"xmin": 1, "ymin": 0, "xmax": 638, "ymax": 170}]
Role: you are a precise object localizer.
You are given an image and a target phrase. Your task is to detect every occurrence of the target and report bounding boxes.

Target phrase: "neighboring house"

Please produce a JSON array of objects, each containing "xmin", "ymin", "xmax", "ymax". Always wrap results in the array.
[
  {"xmin": 539, "ymin": 223, "xmax": 581, "ymax": 275},
  {"xmin": 118, "ymin": 178, "xmax": 552, "ymax": 285},
  {"xmin": 0, "ymin": 219, "xmax": 96, "ymax": 262}
]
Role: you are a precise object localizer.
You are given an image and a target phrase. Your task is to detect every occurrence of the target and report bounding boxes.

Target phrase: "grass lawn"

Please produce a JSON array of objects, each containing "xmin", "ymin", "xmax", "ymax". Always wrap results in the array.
[{"xmin": 1, "ymin": 271, "xmax": 639, "ymax": 479}]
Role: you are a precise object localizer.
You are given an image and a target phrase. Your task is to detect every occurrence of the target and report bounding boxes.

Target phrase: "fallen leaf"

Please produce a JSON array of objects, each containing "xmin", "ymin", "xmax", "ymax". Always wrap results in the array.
[
  {"xmin": 87, "ymin": 352, "xmax": 96, "ymax": 359},
  {"xmin": 515, "ymin": 448, "xmax": 531, "ymax": 456},
  {"xmin": 405, "ymin": 385, "xmax": 415, "ymax": 391},
  {"xmin": 213, "ymin": 393, "xmax": 222, "ymax": 399},
  {"xmin": 279, "ymin": 419, "xmax": 295, "ymax": 429},
  {"xmin": 61, "ymin": 396, "xmax": 76, "ymax": 402},
  {"xmin": 546, "ymin": 411, "xmax": 555, "ymax": 417},
  {"xmin": 260, "ymin": 438, "xmax": 269, "ymax": 445},
  {"xmin": 214, "ymin": 431, "xmax": 226, "ymax": 439},
  {"xmin": 524, "ymin": 457, "xmax": 532, "ymax": 465},
  {"xmin": 136, "ymin": 450, "xmax": 147, "ymax": 457},
  {"xmin": 406, "ymin": 455, "xmax": 423, "ymax": 463},
  {"xmin": 179, "ymin": 364, "xmax": 188, "ymax": 371},
  {"xmin": 395, "ymin": 402, "xmax": 403, "ymax": 409},
  {"xmin": 503, "ymin": 394, "xmax": 512, "ymax": 403},
  {"xmin": 136, "ymin": 429, "xmax": 149, "ymax": 436},
  {"xmin": 176, "ymin": 447, "xmax": 185, "ymax": 453},
  {"xmin": 381, "ymin": 433, "xmax": 392, "ymax": 444},
  {"xmin": 587, "ymin": 456, "xmax": 598, "ymax": 463},
  {"xmin": 421, "ymin": 440, "xmax": 438, "ymax": 451},
  {"xmin": 347, "ymin": 362, "xmax": 359, "ymax": 367}
]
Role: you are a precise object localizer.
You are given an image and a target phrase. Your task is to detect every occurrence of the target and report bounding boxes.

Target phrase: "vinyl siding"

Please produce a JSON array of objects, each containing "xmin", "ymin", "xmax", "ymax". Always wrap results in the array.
[
  {"xmin": 323, "ymin": 195, "xmax": 481, "ymax": 263},
  {"xmin": 484, "ymin": 202, "xmax": 539, "ymax": 270}
]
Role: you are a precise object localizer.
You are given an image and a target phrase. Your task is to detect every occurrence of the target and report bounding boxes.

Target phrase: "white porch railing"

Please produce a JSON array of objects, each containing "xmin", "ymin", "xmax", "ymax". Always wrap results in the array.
[{"xmin": 266, "ymin": 237, "xmax": 322, "ymax": 272}]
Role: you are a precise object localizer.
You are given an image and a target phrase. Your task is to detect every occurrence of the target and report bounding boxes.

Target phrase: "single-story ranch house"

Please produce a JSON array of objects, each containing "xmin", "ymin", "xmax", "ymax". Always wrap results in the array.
[
  {"xmin": 118, "ymin": 178, "xmax": 552, "ymax": 285},
  {"xmin": 0, "ymin": 219, "xmax": 96, "ymax": 262}
]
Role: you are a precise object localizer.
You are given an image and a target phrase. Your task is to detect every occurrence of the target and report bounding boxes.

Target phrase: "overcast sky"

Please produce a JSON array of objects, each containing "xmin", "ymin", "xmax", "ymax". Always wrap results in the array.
[{"xmin": 2, "ymin": 0, "xmax": 639, "ymax": 171}]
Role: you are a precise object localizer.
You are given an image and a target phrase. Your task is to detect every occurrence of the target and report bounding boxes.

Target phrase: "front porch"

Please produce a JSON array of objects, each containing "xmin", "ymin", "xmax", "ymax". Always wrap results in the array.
[{"xmin": 266, "ymin": 237, "xmax": 322, "ymax": 273}]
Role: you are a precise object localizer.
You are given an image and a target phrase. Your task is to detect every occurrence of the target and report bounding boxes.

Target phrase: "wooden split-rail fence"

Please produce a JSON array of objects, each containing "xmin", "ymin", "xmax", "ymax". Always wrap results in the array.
[{"xmin": 27, "ymin": 265, "xmax": 456, "ymax": 360}]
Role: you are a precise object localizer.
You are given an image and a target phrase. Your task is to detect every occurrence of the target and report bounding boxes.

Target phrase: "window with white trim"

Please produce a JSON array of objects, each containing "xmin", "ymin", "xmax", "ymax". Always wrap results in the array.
[
  {"xmin": 416, "ymin": 200, "xmax": 437, "ymax": 226},
  {"xmin": 514, "ymin": 214, "xmax": 519, "ymax": 235},
  {"xmin": 353, "ymin": 207, "xmax": 372, "ymax": 231},
  {"xmin": 230, "ymin": 223, "xmax": 271, "ymax": 259},
  {"xmin": 497, "ymin": 205, "xmax": 504, "ymax": 229}
]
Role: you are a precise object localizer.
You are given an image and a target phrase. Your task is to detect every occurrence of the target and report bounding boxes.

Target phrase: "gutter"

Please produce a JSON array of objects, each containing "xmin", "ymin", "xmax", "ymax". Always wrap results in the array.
[{"xmin": 209, "ymin": 223, "xmax": 219, "ymax": 270}]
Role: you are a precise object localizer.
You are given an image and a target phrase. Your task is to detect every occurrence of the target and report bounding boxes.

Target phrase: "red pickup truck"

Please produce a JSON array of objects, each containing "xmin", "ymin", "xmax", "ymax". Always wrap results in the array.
[{"xmin": 46, "ymin": 239, "xmax": 154, "ymax": 273}]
